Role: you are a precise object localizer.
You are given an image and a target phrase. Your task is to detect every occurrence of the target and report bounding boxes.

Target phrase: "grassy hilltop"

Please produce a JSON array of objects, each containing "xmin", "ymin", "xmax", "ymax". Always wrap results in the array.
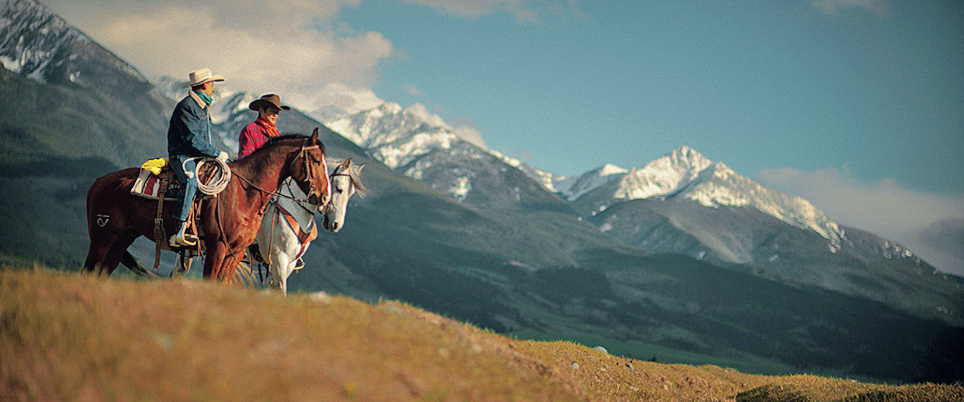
[{"xmin": 2, "ymin": 267, "xmax": 962, "ymax": 402}]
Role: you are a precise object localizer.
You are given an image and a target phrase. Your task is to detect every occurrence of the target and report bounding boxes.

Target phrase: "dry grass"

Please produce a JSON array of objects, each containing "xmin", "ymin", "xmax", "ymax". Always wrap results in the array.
[{"xmin": 1, "ymin": 268, "xmax": 960, "ymax": 402}]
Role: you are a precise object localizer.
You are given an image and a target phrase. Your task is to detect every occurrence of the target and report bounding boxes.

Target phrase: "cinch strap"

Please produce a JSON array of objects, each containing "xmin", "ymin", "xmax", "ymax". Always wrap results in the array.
[{"xmin": 276, "ymin": 203, "xmax": 317, "ymax": 264}]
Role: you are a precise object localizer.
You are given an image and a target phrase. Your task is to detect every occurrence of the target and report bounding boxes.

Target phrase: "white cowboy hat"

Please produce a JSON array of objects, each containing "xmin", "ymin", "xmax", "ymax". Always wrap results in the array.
[{"xmin": 180, "ymin": 68, "xmax": 225, "ymax": 88}]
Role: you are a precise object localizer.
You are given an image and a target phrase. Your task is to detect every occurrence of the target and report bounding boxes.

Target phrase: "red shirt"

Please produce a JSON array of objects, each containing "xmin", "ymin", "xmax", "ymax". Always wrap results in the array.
[{"xmin": 238, "ymin": 117, "xmax": 280, "ymax": 158}]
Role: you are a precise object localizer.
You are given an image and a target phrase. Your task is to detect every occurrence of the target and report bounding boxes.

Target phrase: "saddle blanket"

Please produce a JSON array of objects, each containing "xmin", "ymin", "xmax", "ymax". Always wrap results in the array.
[{"xmin": 131, "ymin": 168, "xmax": 179, "ymax": 201}]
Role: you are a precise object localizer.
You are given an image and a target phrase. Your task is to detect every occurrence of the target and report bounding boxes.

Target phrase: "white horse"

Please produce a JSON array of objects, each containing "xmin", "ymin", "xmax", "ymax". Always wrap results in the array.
[{"xmin": 256, "ymin": 158, "xmax": 365, "ymax": 293}]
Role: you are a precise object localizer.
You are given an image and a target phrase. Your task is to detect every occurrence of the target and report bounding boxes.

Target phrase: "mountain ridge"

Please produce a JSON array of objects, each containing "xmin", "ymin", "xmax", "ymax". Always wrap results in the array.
[{"xmin": 563, "ymin": 146, "xmax": 844, "ymax": 248}]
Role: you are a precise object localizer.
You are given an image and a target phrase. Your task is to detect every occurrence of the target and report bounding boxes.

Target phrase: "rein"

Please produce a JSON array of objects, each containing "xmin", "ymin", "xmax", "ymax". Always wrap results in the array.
[
  {"xmin": 213, "ymin": 138, "xmax": 324, "ymax": 281},
  {"xmin": 232, "ymin": 139, "xmax": 323, "ymax": 204}
]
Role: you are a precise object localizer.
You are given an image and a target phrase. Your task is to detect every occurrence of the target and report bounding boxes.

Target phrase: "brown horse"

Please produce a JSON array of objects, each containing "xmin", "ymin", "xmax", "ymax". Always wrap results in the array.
[{"xmin": 83, "ymin": 129, "xmax": 331, "ymax": 282}]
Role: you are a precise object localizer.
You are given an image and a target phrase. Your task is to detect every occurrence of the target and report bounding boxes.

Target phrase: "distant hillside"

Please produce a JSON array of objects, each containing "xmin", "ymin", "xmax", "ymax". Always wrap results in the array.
[{"xmin": 4, "ymin": 268, "xmax": 963, "ymax": 402}]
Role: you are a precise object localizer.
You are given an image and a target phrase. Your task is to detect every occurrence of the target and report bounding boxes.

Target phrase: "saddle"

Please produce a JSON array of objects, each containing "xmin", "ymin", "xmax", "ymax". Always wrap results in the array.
[
  {"xmin": 131, "ymin": 158, "xmax": 216, "ymax": 201},
  {"xmin": 132, "ymin": 166, "xmax": 181, "ymax": 201}
]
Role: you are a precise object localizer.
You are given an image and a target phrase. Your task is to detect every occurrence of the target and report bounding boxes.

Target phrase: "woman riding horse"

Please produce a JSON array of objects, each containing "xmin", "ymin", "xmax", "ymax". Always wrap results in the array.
[{"xmin": 83, "ymin": 130, "xmax": 331, "ymax": 282}]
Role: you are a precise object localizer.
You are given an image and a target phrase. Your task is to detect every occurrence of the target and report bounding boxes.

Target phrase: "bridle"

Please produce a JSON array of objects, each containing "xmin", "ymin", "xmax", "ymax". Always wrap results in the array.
[
  {"xmin": 323, "ymin": 166, "xmax": 354, "ymax": 215},
  {"xmin": 276, "ymin": 160, "xmax": 352, "ymax": 217},
  {"xmin": 296, "ymin": 138, "xmax": 328, "ymax": 206},
  {"xmin": 234, "ymin": 138, "xmax": 329, "ymax": 208}
]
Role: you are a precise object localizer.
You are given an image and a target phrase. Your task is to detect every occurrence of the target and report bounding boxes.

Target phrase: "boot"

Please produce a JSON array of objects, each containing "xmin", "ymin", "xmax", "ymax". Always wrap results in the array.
[{"xmin": 170, "ymin": 221, "xmax": 198, "ymax": 247}]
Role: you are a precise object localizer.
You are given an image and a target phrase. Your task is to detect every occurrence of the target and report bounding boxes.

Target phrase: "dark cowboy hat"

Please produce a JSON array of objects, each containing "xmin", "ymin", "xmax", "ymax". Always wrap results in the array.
[{"xmin": 249, "ymin": 94, "xmax": 291, "ymax": 111}]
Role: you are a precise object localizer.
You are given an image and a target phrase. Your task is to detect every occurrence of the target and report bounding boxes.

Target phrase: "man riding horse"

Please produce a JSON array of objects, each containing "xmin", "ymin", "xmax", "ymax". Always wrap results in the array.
[
  {"xmin": 239, "ymin": 94, "xmax": 290, "ymax": 158},
  {"xmin": 236, "ymin": 93, "xmax": 310, "ymax": 271},
  {"xmin": 168, "ymin": 68, "xmax": 229, "ymax": 247}
]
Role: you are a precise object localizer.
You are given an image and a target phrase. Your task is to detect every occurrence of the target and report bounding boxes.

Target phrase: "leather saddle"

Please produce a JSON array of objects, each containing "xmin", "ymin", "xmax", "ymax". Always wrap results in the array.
[{"xmin": 132, "ymin": 160, "xmax": 217, "ymax": 201}]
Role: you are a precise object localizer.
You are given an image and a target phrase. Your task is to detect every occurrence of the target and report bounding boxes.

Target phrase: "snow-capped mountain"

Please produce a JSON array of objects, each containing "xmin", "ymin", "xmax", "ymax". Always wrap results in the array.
[
  {"xmin": 325, "ymin": 102, "xmax": 564, "ymax": 204},
  {"xmin": 558, "ymin": 146, "xmax": 961, "ymax": 324},
  {"xmin": 1, "ymin": 0, "xmax": 84, "ymax": 81},
  {"xmin": 0, "ymin": 0, "xmax": 170, "ymax": 168},
  {"xmin": 555, "ymin": 164, "xmax": 628, "ymax": 202},
  {"xmin": 565, "ymin": 146, "xmax": 845, "ymax": 250},
  {"xmin": 326, "ymin": 102, "xmax": 457, "ymax": 169},
  {"xmin": 0, "ymin": 0, "xmax": 162, "ymax": 103}
]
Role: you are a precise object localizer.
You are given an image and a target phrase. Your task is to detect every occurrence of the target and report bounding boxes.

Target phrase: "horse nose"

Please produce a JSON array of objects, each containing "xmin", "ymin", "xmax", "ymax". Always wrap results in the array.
[{"xmin": 331, "ymin": 222, "xmax": 339, "ymax": 231}]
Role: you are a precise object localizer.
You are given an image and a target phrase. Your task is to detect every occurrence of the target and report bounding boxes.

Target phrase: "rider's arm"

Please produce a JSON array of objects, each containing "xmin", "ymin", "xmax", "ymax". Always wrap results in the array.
[
  {"xmin": 180, "ymin": 104, "xmax": 222, "ymax": 158},
  {"xmin": 238, "ymin": 124, "xmax": 258, "ymax": 159}
]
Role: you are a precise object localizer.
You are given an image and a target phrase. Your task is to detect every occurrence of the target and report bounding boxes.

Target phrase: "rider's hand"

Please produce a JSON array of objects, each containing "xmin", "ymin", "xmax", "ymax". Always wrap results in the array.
[{"xmin": 217, "ymin": 151, "xmax": 229, "ymax": 162}]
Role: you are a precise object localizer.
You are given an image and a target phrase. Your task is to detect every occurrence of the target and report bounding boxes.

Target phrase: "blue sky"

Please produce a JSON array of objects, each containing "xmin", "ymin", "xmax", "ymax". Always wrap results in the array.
[
  {"xmin": 343, "ymin": 1, "xmax": 963, "ymax": 194},
  {"xmin": 43, "ymin": 0, "xmax": 964, "ymax": 275}
]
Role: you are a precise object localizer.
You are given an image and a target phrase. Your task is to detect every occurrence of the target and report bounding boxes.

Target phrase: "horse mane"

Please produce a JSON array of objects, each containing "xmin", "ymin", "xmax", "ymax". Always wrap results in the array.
[
  {"xmin": 332, "ymin": 160, "xmax": 367, "ymax": 193},
  {"xmin": 238, "ymin": 133, "xmax": 326, "ymax": 172},
  {"xmin": 345, "ymin": 165, "xmax": 367, "ymax": 193}
]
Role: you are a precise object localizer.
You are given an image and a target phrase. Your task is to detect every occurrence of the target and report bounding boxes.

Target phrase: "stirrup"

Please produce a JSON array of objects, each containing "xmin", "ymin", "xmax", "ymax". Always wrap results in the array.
[{"xmin": 169, "ymin": 224, "xmax": 197, "ymax": 247}]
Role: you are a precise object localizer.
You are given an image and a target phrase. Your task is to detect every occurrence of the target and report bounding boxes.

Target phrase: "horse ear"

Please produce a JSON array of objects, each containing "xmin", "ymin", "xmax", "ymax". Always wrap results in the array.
[
  {"xmin": 342, "ymin": 158, "xmax": 352, "ymax": 169},
  {"xmin": 311, "ymin": 127, "xmax": 319, "ymax": 144},
  {"xmin": 356, "ymin": 163, "xmax": 365, "ymax": 172}
]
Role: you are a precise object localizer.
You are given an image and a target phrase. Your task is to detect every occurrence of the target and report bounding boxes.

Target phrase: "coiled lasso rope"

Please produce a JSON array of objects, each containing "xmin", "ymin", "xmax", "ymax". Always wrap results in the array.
[{"xmin": 181, "ymin": 156, "xmax": 232, "ymax": 195}]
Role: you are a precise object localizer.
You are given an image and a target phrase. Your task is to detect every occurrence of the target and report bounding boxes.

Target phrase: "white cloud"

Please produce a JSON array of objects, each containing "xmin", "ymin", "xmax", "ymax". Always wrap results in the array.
[
  {"xmin": 757, "ymin": 166, "xmax": 964, "ymax": 276},
  {"xmin": 299, "ymin": 82, "xmax": 385, "ymax": 119},
  {"xmin": 811, "ymin": 0, "xmax": 890, "ymax": 19},
  {"xmin": 399, "ymin": 0, "xmax": 582, "ymax": 24},
  {"xmin": 400, "ymin": 0, "xmax": 523, "ymax": 18},
  {"xmin": 454, "ymin": 126, "xmax": 486, "ymax": 149},
  {"xmin": 404, "ymin": 103, "xmax": 449, "ymax": 128},
  {"xmin": 42, "ymin": 0, "xmax": 392, "ymax": 112},
  {"xmin": 404, "ymin": 84, "xmax": 425, "ymax": 96},
  {"xmin": 450, "ymin": 116, "xmax": 488, "ymax": 149}
]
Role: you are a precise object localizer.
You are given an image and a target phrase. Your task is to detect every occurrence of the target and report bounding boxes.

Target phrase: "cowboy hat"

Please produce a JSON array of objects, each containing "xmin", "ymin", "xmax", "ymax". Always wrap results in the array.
[
  {"xmin": 248, "ymin": 94, "xmax": 291, "ymax": 111},
  {"xmin": 180, "ymin": 68, "xmax": 225, "ymax": 88}
]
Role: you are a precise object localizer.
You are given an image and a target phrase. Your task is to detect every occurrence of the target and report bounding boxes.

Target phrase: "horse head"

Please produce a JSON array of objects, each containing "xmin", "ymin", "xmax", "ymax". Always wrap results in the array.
[
  {"xmin": 289, "ymin": 128, "xmax": 331, "ymax": 212},
  {"xmin": 322, "ymin": 158, "xmax": 366, "ymax": 233}
]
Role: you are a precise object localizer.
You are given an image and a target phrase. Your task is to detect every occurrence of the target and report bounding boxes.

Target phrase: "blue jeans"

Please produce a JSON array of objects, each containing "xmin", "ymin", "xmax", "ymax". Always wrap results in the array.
[{"xmin": 171, "ymin": 156, "xmax": 198, "ymax": 222}]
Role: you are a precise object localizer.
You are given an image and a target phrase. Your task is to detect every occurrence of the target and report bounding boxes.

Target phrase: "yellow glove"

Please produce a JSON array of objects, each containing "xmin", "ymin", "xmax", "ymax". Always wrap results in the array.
[{"xmin": 141, "ymin": 158, "xmax": 168, "ymax": 175}]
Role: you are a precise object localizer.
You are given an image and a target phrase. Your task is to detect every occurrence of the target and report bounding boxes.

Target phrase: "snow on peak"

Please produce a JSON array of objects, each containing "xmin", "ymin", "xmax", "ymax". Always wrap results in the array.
[
  {"xmin": 610, "ymin": 146, "xmax": 714, "ymax": 201},
  {"xmin": 567, "ymin": 146, "xmax": 845, "ymax": 244},
  {"xmin": 600, "ymin": 163, "xmax": 630, "ymax": 176},
  {"xmin": 325, "ymin": 102, "xmax": 460, "ymax": 168},
  {"xmin": 326, "ymin": 100, "xmax": 562, "ymax": 193},
  {"xmin": 375, "ymin": 101, "xmax": 404, "ymax": 115},
  {"xmin": 556, "ymin": 163, "xmax": 629, "ymax": 201},
  {"xmin": 1, "ymin": 0, "xmax": 86, "ymax": 81},
  {"xmin": 640, "ymin": 149, "xmax": 842, "ymax": 243}
]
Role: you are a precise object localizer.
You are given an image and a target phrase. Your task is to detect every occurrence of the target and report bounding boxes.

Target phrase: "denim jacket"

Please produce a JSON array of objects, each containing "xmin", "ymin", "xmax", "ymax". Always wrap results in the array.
[{"xmin": 167, "ymin": 91, "xmax": 222, "ymax": 159}]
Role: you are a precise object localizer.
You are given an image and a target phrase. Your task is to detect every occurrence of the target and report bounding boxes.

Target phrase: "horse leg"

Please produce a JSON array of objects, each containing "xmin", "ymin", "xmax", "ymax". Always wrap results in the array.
[
  {"xmin": 204, "ymin": 243, "xmax": 246, "ymax": 282},
  {"xmin": 171, "ymin": 252, "xmax": 192, "ymax": 278},
  {"xmin": 203, "ymin": 245, "xmax": 227, "ymax": 280},
  {"xmin": 83, "ymin": 220, "xmax": 122, "ymax": 276},
  {"xmin": 82, "ymin": 241, "xmax": 113, "ymax": 276},
  {"xmin": 268, "ymin": 252, "xmax": 293, "ymax": 294},
  {"xmin": 119, "ymin": 251, "xmax": 160, "ymax": 278},
  {"xmin": 217, "ymin": 247, "xmax": 246, "ymax": 283},
  {"xmin": 98, "ymin": 230, "xmax": 140, "ymax": 278}
]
